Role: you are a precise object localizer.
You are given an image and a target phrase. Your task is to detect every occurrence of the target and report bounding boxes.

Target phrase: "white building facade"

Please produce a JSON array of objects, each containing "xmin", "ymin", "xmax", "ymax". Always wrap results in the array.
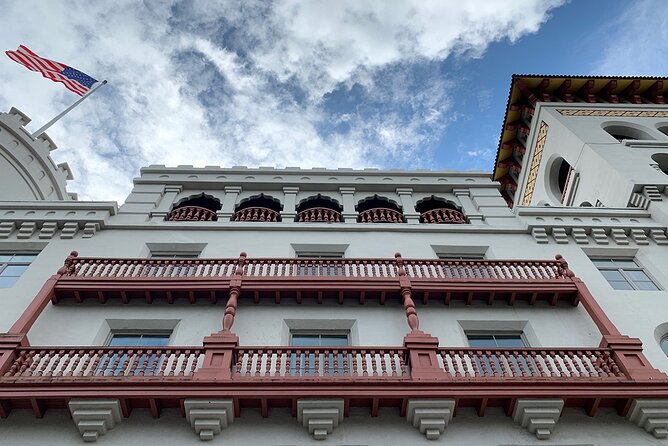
[{"xmin": 1, "ymin": 75, "xmax": 668, "ymax": 445}]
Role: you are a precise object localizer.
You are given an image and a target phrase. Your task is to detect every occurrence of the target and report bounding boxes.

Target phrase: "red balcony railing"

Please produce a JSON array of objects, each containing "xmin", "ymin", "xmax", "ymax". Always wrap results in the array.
[
  {"xmin": 234, "ymin": 347, "xmax": 407, "ymax": 379},
  {"xmin": 167, "ymin": 206, "xmax": 217, "ymax": 222},
  {"xmin": 1, "ymin": 346, "xmax": 624, "ymax": 382},
  {"xmin": 419, "ymin": 208, "xmax": 467, "ymax": 224},
  {"xmin": 437, "ymin": 348, "xmax": 624, "ymax": 379},
  {"xmin": 233, "ymin": 207, "xmax": 281, "ymax": 222},
  {"xmin": 0, "ymin": 342, "xmax": 664, "ymax": 422},
  {"xmin": 296, "ymin": 207, "xmax": 342, "ymax": 223},
  {"xmin": 52, "ymin": 255, "xmax": 578, "ymax": 305},
  {"xmin": 60, "ymin": 257, "xmax": 568, "ymax": 281},
  {"xmin": 3, "ymin": 347, "xmax": 204, "ymax": 379},
  {"xmin": 358, "ymin": 208, "xmax": 404, "ymax": 223}
]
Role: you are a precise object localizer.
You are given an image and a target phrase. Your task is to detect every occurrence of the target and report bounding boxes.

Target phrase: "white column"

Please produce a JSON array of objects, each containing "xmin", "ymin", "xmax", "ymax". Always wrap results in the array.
[
  {"xmin": 453, "ymin": 188, "xmax": 484, "ymax": 223},
  {"xmin": 281, "ymin": 186, "xmax": 299, "ymax": 223},
  {"xmin": 396, "ymin": 187, "xmax": 420, "ymax": 224},
  {"xmin": 339, "ymin": 187, "xmax": 358, "ymax": 223},
  {"xmin": 149, "ymin": 185, "xmax": 182, "ymax": 222},
  {"xmin": 218, "ymin": 186, "xmax": 241, "ymax": 221}
]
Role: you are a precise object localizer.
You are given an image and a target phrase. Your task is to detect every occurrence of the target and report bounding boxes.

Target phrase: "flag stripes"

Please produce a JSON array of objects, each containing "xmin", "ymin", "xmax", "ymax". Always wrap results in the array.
[{"xmin": 5, "ymin": 45, "xmax": 95, "ymax": 96}]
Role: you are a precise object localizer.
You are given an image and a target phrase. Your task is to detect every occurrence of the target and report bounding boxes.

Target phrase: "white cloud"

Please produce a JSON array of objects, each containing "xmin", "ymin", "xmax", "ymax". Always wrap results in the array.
[
  {"xmin": 0, "ymin": 0, "xmax": 563, "ymax": 202},
  {"xmin": 592, "ymin": 0, "xmax": 668, "ymax": 76}
]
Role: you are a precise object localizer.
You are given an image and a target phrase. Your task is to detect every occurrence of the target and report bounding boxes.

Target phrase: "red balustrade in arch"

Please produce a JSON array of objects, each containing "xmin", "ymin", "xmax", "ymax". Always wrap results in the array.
[
  {"xmin": 233, "ymin": 207, "xmax": 281, "ymax": 222},
  {"xmin": 358, "ymin": 207, "xmax": 404, "ymax": 223},
  {"xmin": 167, "ymin": 206, "xmax": 217, "ymax": 221}
]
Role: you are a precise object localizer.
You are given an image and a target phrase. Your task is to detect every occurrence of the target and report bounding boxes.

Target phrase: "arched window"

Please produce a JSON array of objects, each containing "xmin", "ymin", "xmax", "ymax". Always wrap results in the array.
[
  {"xmin": 652, "ymin": 153, "xmax": 668, "ymax": 175},
  {"xmin": 234, "ymin": 194, "xmax": 282, "ymax": 222},
  {"xmin": 658, "ymin": 126, "xmax": 668, "ymax": 138},
  {"xmin": 356, "ymin": 195, "xmax": 404, "ymax": 223},
  {"xmin": 296, "ymin": 194, "xmax": 342, "ymax": 223},
  {"xmin": 603, "ymin": 124, "xmax": 653, "ymax": 142},
  {"xmin": 167, "ymin": 193, "xmax": 221, "ymax": 221},
  {"xmin": 415, "ymin": 196, "xmax": 467, "ymax": 224}
]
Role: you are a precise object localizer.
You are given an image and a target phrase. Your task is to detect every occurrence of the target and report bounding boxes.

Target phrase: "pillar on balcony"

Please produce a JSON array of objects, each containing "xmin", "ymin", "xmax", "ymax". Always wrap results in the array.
[
  {"xmin": 512, "ymin": 398, "xmax": 564, "ymax": 440},
  {"xmin": 339, "ymin": 187, "xmax": 358, "ymax": 223},
  {"xmin": 0, "ymin": 333, "xmax": 28, "ymax": 376},
  {"xmin": 68, "ymin": 399, "xmax": 122, "ymax": 442},
  {"xmin": 396, "ymin": 188, "xmax": 420, "ymax": 224},
  {"xmin": 406, "ymin": 399, "xmax": 455, "ymax": 440},
  {"xmin": 453, "ymin": 188, "xmax": 483, "ymax": 223},
  {"xmin": 600, "ymin": 335, "xmax": 667, "ymax": 381},
  {"xmin": 194, "ymin": 331, "xmax": 239, "ymax": 381},
  {"xmin": 218, "ymin": 186, "xmax": 241, "ymax": 221},
  {"xmin": 297, "ymin": 399, "xmax": 344, "ymax": 440},
  {"xmin": 627, "ymin": 399, "xmax": 668, "ymax": 439},
  {"xmin": 281, "ymin": 186, "xmax": 299, "ymax": 222},
  {"xmin": 150, "ymin": 185, "xmax": 182, "ymax": 222},
  {"xmin": 403, "ymin": 331, "xmax": 444, "ymax": 380},
  {"xmin": 184, "ymin": 399, "xmax": 235, "ymax": 441}
]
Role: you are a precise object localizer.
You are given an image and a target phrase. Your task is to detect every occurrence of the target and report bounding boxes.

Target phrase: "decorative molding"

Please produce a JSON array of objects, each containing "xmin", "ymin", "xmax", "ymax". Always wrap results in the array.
[
  {"xmin": 0, "ymin": 202, "xmax": 115, "ymax": 240},
  {"xmin": 521, "ymin": 121, "xmax": 548, "ymax": 206},
  {"xmin": 558, "ymin": 109, "xmax": 668, "ymax": 117},
  {"xmin": 297, "ymin": 399, "xmax": 344, "ymax": 440},
  {"xmin": 627, "ymin": 399, "xmax": 668, "ymax": 439},
  {"xmin": 68, "ymin": 399, "xmax": 122, "ymax": 442},
  {"xmin": 406, "ymin": 399, "xmax": 455, "ymax": 440},
  {"xmin": 184, "ymin": 399, "xmax": 234, "ymax": 441},
  {"xmin": 512, "ymin": 398, "xmax": 564, "ymax": 440}
]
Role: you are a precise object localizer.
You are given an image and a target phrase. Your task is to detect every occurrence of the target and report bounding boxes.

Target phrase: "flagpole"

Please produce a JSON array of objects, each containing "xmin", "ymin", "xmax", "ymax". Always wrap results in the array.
[{"xmin": 31, "ymin": 80, "xmax": 107, "ymax": 139}]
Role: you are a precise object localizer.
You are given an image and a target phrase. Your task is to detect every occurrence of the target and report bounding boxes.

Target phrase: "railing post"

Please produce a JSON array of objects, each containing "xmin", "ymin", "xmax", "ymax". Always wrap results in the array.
[
  {"xmin": 0, "ymin": 333, "xmax": 28, "ymax": 376},
  {"xmin": 194, "ymin": 252, "xmax": 246, "ymax": 380},
  {"xmin": 194, "ymin": 332, "xmax": 239, "ymax": 381},
  {"xmin": 600, "ymin": 335, "xmax": 667, "ymax": 381},
  {"xmin": 395, "ymin": 252, "xmax": 444, "ymax": 380},
  {"xmin": 403, "ymin": 332, "xmax": 444, "ymax": 380},
  {"xmin": 222, "ymin": 252, "xmax": 246, "ymax": 332},
  {"xmin": 395, "ymin": 253, "xmax": 419, "ymax": 332}
]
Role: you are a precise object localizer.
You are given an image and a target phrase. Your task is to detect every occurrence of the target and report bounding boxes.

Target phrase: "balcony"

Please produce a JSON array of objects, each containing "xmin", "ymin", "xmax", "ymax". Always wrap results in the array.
[
  {"xmin": 50, "ymin": 254, "xmax": 580, "ymax": 306},
  {"xmin": 0, "ymin": 342, "xmax": 664, "ymax": 422},
  {"xmin": 232, "ymin": 207, "xmax": 281, "ymax": 222},
  {"xmin": 296, "ymin": 207, "xmax": 342, "ymax": 223},
  {"xmin": 358, "ymin": 208, "xmax": 404, "ymax": 223},
  {"xmin": 419, "ymin": 208, "xmax": 467, "ymax": 224},
  {"xmin": 166, "ymin": 206, "xmax": 217, "ymax": 222}
]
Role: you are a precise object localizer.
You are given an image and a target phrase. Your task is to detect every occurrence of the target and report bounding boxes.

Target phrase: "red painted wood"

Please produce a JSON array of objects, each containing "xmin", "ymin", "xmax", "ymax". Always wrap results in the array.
[
  {"xmin": 358, "ymin": 208, "xmax": 404, "ymax": 223},
  {"xmin": 419, "ymin": 208, "xmax": 467, "ymax": 224},
  {"xmin": 297, "ymin": 208, "xmax": 342, "ymax": 223},
  {"xmin": 167, "ymin": 206, "xmax": 217, "ymax": 222},
  {"xmin": 233, "ymin": 207, "xmax": 281, "ymax": 222}
]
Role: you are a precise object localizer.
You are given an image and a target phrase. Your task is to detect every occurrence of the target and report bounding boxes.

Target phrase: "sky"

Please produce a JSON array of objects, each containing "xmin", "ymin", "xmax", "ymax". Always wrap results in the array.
[{"xmin": 0, "ymin": 0, "xmax": 667, "ymax": 203}]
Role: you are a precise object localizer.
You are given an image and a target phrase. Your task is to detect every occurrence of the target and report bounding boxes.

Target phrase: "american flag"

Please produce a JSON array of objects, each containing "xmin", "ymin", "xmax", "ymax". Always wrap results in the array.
[{"xmin": 5, "ymin": 45, "xmax": 98, "ymax": 96}]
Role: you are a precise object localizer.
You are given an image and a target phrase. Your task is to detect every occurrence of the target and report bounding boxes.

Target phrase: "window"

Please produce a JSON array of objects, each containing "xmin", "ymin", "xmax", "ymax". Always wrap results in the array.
[
  {"xmin": 146, "ymin": 252, "xmax": 199, "ymax": 277},
  {"xmin": 149, "ymin": 252, "xmax": 199, "ymax": 259},
  {"xmin": 661, "ymin": 337, "xmax": 668, "ymax": 356},
  {"xmin": 290, "ymin": 332, "xmax": 349, "ymax": 376},
  {"xmin": 593, "ymin": 258, "xmax": 659, "ymax": 290},
  {"xmin": 467, "ymin": 333, "xmax": 526, "ymax": 348},
  {"xmin": 0, "ymin": 253, "xmax": 38, "ymax": 288},
  {"xmin": 99, "ymin": 332, "xmax": 171, "ymax": 376},
  {"xmin": 295, "ymin": 252, "xmax": 344, "ymax": 276},
  {"xmin": 437, "ymin": 254, "xmax": 485, "ymax": 260},
  {"xmin": 466, "ymin": 333, "xmax": 529, "ymax": 377}
]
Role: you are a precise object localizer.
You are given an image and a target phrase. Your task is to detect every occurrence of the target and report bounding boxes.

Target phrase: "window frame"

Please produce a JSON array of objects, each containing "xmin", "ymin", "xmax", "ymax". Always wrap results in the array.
[
  {"xmin": 465, "ymin": 331, "xmax": 528, "ymax": 348},
  {"xmin": 0, "ymin": 252, "xmax": 39, "ymax": 288},
  {"xmin": 288, "ymin": 330, "xmax": 350, "ymax": 377},
  {"xmin": 98, "ymin": 330, "xmax": 172, "ymax": 377},
  {"xmin": 592, "ymin": 258, "xmax": 661, "ymax": 291}
]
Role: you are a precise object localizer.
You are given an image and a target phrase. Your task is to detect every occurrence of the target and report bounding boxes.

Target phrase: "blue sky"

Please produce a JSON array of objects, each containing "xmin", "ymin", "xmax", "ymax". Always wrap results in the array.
[{"xmin": 0, "ymin": 0, "xmax": 667, "ymax": 202}]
